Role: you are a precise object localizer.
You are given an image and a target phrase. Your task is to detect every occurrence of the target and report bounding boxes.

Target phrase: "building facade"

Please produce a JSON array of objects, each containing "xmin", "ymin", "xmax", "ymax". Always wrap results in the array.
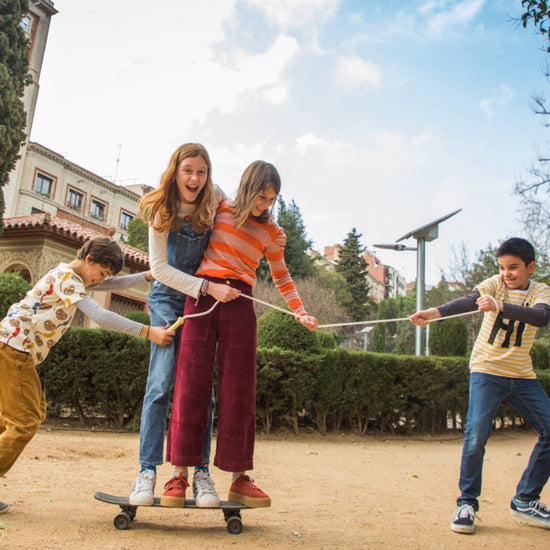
[
  {"xmin": 15, "ymin": 141, "xmax": 141, "ymax": 240},
  {"xmin": 0, "ymin": 213, "xmax": 150, "ymax": 325}
]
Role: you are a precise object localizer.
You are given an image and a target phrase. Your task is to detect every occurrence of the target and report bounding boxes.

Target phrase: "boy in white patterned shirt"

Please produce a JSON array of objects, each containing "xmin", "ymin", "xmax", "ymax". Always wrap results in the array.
[
  {"xmin": 0, "ymin": 237, "xmax": 174, "ymax": 514},
  {"xmin": 411, "ymin": 237, "xmax": 550, "ymax": 534}
]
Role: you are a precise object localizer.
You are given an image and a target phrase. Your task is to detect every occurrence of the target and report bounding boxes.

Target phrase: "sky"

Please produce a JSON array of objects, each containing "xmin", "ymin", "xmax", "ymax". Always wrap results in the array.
[{"xmin": 30, "ymin": 0, "xmax": 550, "ymax": 285}]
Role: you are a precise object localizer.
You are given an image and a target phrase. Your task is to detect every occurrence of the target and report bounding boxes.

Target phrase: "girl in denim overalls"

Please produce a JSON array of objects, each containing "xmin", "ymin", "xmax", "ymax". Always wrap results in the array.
[{"xmin": 129, "ymin": 144, "xmax": 241, "ymax": 507}]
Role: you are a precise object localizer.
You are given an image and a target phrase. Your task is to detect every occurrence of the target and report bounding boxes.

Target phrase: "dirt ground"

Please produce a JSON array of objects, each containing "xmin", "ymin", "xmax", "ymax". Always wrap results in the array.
[{"xmin": 0, "ymin": 428, "xmax": 549, "ymax": 549}]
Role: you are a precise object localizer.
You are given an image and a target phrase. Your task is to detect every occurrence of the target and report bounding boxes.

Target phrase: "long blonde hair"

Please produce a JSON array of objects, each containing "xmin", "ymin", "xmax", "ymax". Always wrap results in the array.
[
  {"xmin": 139, "ymin": 143, "xmax": 215, "ymax": 233},
  {"xmin": 232, "ymin": 161, "xmax": 281, "ymax": 228}
]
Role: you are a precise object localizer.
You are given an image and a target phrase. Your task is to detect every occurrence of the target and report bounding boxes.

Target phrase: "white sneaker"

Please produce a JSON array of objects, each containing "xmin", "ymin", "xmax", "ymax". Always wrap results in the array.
[
  {"xmin": 129, "ymin": 469, "xmax": 156, "ymax": 505},
  {"xmin": 193, "ymin": 470, "xmax": 220, "ymax": 508}
]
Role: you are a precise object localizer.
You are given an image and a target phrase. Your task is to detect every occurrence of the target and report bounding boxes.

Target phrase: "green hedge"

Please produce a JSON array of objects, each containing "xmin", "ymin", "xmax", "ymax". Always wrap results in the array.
[
  {"xmin": 39, "ymin": 328, "xmax": 150, "ymax": 428},
  {"xmin": 38, "ymin": 328, "xmax": 550, "ymax": 434}
]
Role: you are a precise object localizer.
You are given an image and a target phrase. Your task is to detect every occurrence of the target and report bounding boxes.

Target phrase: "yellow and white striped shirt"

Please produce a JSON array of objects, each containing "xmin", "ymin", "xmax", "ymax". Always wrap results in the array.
[{"xmin": 470, "ymin": 275, "xmax": 550, "ymax": 378}]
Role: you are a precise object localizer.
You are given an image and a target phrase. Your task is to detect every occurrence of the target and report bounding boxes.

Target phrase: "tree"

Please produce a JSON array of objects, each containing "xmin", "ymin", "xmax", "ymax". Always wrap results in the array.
[
  {"xmin": 335, "ymin": 228, "xmax": 370, "ymax": 321},
  {"xmin": 520, "ymin": 1, "xmax": 550, "ymax": 53},
  {"xmin": 254, "ymin": 275, "xmax": 351, "ymax": 329},
  {"xmin": 0, "ymin": 0, "xmax": 30, "ymax": 234},
  {"xmin": 257, "ymin": 196, "xmax": 315, "ymax": 280},
  {"xmin": 276, "ymin": 197, "xmax": 315, "ymax": 279},
  {"xmin": 123, "ymin": 217, "xmax": 149, "ymax": 253},
  {"xmin": 425, "ymin": 276, "xmax": 460, "ymax": 309}
]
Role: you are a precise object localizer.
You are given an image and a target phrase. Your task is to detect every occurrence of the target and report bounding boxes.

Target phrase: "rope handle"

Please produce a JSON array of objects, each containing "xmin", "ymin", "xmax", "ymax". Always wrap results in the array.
[{"xmin": 169, "ymin": 300, "xmax": 220, "ymax": 331}]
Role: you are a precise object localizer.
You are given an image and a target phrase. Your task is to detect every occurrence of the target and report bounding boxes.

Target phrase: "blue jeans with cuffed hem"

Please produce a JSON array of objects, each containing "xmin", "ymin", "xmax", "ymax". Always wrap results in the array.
[
  {"xmin": 139, "ymin": 284, "xmax": 214, "ymax": 467},
  {"xmin": 457, "ymin": 371, "xmax": 550, "ymax": 511}
]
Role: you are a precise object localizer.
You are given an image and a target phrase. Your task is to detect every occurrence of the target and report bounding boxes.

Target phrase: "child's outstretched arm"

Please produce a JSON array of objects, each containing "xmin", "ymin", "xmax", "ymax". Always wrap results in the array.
[
  {"xmin": 411, "ymin": 291, "xmax": 481, "ymax": 327},
  {"xmin": 76, "ymin": 298, "xmax": 174, "ymax": 346},
  {"xmin": 88, "ymin": 271, "xmax": 152, "ymax": 292}
]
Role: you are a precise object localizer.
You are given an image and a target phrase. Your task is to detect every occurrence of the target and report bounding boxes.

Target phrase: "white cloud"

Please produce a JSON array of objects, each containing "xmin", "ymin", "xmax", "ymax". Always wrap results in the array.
[
  {"xmin": 424, "ymin": 0, "xmax": 486, "ymax": 37},
  {"xmin": 336, "ymin": 56, "xmax": 381, "ymax": 89},
  {"xmin": 243, "ymin": 0, "xmax": 341, "ymax": 29},
  {"xmin": 185, "ymin": 34, "xmax": 299, "ymax": 120},
  {"xmin": 480, "ymin": 83, "xmax": 514, "ymax": 116},
  {"xmin": 262, "ymin": 85, "xmax": 289, "ymax": 105}
]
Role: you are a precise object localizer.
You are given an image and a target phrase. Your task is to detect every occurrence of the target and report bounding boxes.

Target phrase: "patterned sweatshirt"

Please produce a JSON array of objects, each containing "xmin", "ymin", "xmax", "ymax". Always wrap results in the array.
[{"xmin": 196, "ymin": 200, "xmax": 307, "ymax": 315}]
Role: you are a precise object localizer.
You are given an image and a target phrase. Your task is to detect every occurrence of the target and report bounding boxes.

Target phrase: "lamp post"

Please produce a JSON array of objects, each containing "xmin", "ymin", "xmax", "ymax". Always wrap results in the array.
[{"xmin": 374, "ymin": 208, "xmax": 461, "ymax": 356}]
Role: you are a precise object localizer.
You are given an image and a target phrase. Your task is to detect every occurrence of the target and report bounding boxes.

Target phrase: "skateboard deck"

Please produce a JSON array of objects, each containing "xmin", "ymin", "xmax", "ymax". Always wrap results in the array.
[{"xmin": 94, "ymin": 492, "xmax": 250, "ymax": 534}]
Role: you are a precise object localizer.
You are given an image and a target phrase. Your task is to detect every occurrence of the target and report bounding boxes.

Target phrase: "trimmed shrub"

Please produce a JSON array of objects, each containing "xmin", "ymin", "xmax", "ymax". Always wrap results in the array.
[
  {"xmin": 0, "ymin": 271, "xmax": 31, "ymax": 318},
  {"xmin": 316, "ymin": 330, "xmax": 337, "ymax": 349},
  {"xmin": 125, "ymin": 310, "xmax": 150, "ymax": 325},
  {"xmin": 531, "ymin": 340, "xmax": 550, "ymax": 370},
  {"xmin": 257, "ymin": 308, "xmax": 319, "ymax": 353},
  {"xmin": 429, "ymin": 318, "xmax": 469, "ymax": 357}
]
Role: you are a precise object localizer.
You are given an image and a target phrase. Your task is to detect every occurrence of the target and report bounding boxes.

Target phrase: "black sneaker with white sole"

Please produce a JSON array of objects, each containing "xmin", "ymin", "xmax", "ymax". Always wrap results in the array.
[
  {"xmin": 451, "ymin": 503, "xmax": 476, "ymax": 534},
  {"xmin": 510, "ymin": 496, "xmax": 550, "ymax": 529},
  {"xmin": 0, "ymin": 501, "xmax": 9, "ymax": 514}
]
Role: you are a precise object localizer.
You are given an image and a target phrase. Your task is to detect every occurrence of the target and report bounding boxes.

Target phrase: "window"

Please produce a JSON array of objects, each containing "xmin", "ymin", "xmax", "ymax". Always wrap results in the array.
[
  {"xmin": 120, "ymin": 211, "xmax": 134, "ymax": 230},
  {"xmin": 31, "ymin": 207, "xmax": 44, "ymax": 215},
  {"xmin": 20, "ymin": 15, "xmax": 32, "ymax": 35},
  {"xmin": 90, "ymin": 200, "xmax": 106, "ymax": 221},
  {"xmin": 66, "ymin": 189, "xmax": 83, "ymax": 211},
  {"xmin": 34, "ymin": 173, "xmax": 53, "ymax": 198}
]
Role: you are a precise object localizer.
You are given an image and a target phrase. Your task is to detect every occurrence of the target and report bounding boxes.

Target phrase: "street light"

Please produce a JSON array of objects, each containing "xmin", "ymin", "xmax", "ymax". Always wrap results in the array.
[{"xmin": 374, "ymin": 208, "xmax": 462, "ymax": 356}]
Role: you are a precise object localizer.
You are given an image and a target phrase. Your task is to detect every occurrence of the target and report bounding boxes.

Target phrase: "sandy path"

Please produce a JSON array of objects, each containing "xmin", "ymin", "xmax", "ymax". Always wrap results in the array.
[{"xmin": 0, "ymin": 428, "xmax": 548, "ymax": 549}]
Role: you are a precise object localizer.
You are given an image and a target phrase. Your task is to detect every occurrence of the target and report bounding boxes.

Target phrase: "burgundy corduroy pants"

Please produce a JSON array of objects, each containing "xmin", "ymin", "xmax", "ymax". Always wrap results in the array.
[{"xmin": 166, "ymin": 277, "xmax": 257, "ymax": 472}]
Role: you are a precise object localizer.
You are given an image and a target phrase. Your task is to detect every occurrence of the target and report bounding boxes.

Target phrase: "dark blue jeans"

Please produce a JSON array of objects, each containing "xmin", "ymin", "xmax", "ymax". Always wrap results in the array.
[{"xmin": 458, "ymin": 372, "xmax": 550, "ymax": 510}]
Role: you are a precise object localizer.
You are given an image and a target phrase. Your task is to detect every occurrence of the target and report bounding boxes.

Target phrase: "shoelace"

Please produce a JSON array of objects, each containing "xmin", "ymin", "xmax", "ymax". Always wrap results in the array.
[
  {"xmin": 455, "ymin": 504, "xmax": 480, "ymax": 522},
  {"xmin": 527, "ymin": 500, "xmax": 549, "ymax": 514},
  {"xmin": 134, "ymin": 472, "xmax": 155, "ymax": 492},
  {"xmin": 165, "ymin": 476, "xmax": 188, "ymax": 491},
  {"xmin": 194, "ymin": 474, "xmax": 217, "ymax": 495},
  {"xmin": 240, "ymin": 475, "xmax": 262, "ymax": 492}
]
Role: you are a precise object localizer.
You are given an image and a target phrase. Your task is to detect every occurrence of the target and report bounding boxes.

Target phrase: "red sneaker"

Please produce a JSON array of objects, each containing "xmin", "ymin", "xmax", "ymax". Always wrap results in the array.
[
  {"xmin": 228, "ymin": 474, "xmax": 271, "ymax": 508},
  {"xmin": 160, "ymin": 474, "xmax": 189, "ymax": 507}
]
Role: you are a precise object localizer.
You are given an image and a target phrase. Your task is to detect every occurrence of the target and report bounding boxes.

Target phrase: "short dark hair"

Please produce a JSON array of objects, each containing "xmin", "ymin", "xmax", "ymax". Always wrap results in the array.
[
  {"xmin": 76, "ymin": 237, "xmax": 125, "ymax": 274},
  {"xmin": 496, "ymin": 237, "xmax": 535, "ymax": 265}
]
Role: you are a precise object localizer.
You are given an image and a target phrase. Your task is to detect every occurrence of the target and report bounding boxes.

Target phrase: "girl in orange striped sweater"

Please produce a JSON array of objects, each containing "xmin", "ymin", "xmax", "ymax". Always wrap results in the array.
[{"xmin": 161, "ymin": 161, "xmax": 318, "ymax": 508}]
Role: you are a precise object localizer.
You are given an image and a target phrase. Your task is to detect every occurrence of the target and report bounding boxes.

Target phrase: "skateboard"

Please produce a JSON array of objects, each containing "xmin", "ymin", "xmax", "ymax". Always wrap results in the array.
[{"xmin": 94, "ymin": 492, "xmax": 250, "ymax": 534}]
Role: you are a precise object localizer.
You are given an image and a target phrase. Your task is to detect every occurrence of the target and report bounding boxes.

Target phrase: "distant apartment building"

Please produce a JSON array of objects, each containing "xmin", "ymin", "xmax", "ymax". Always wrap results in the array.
[{"xmin": 319, "ymin": 246, "xmax": 406, "ymax": 302}]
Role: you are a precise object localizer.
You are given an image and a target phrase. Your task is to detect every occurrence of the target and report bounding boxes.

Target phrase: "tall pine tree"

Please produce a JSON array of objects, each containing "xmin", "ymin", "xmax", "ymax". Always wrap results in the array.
[
  {"xmin": 0, "ymin": 0, "xmax": 29, "ymax": 234},
  {"xmin": 257, "ymin": 196, "xmax": 315, "ymax": 280},
  {"xmin": 276, "ymin": 197, "xmax": 315, "ymax": 279},
  {"xmin": 335, "ymin": 228, "xmax": 370, "ymax": 321}
]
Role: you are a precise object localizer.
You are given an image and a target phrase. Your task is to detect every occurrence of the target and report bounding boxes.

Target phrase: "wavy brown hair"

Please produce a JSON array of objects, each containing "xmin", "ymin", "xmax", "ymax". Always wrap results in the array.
[
  {"xmin": 139, "ymin": 143, "xmax": 215, "ymax": 233},
  {"xmin": 232, "ymin": 161, "xmax": 281, "ymax": 228}
]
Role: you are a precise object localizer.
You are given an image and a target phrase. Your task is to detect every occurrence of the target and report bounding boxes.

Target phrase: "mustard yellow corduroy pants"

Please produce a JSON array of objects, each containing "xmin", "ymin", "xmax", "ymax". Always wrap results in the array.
[{"xmin": 0, "ymin": 343, "xmax": 46, "ymax": 477}]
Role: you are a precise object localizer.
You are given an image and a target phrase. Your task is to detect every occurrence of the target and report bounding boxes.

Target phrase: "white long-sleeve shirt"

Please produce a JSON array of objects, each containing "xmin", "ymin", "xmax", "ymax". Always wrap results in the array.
[{"xmin": 148, "ymin": 185, "xmax": 225, "ymax": 298}]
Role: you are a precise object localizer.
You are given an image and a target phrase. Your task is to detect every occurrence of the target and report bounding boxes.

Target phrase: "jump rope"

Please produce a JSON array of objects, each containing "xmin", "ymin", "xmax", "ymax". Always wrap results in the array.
[{"xmin": 169, "ymin": 294, "xmax": 483, "ymax": 332}]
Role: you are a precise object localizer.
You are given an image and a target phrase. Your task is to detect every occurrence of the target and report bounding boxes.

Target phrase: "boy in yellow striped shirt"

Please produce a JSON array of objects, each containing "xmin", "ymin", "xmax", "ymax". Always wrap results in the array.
[{"xmin": 411, "ymin": 237, "xmax": 550, "ymax": 534}]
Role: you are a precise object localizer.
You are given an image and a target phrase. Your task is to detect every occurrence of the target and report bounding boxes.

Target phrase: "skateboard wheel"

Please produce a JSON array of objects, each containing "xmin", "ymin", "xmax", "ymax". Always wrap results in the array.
[
  {"xmin": 114, "ymin": 512, "xmax": 131, "ymax": 530},
  {"xmin": 226, "ymin": 515, "xmax": 243, "ymax": 535}
]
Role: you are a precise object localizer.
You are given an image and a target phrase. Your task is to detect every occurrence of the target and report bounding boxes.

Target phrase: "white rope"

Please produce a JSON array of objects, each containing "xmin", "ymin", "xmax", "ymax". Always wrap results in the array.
[
  {"xmin": 169, "ymin": 291, "xmax": 481, "ymax": 333},
  {"xmin": 239, "ymin": 293, "xmax": 304, "ymax": 317},
  {"xmin": 318, "ymin": 309, "xmax": 480, "ymax": 329}
]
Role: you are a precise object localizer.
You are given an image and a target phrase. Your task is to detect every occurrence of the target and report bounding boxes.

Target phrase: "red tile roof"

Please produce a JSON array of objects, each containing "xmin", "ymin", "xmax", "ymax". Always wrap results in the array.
[{"xmin": 2, "ymin": 213, "xmax": 149, "ymax": 267}]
